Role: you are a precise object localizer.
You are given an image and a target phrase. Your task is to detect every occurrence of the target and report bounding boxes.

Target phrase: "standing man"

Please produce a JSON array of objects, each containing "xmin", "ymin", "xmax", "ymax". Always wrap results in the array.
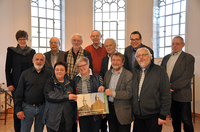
[
  {"xmin": 65, "ymin": 33, "xmax": 93, "ymax": 80},
  {"xmin": 44, "ymin": 37, "xmax": 65, "ymax": 71},
  {"xmin": 124, "ymin": 31, "xmax": 154, "ymax": 71},
  {"xmin": 85, "ymin": 30, "xmax": 108, "ymax": 74},
  {"xmin": 15, "ymin": 53, "xmax": 52, "ymax": 132},
  {"xmin": 99, "ymin": 52, "xmax": 133, "ymax": 132},
  {"xmin": 99, "ymin": 38, "xmax": 117, "ymax": 132},
  {"xmin": 100, "ymin": 38, "xmax": 117, "ymax": 79},
  {"xmin": 161, "ymin": 36, "xmax": 195, "ymax": 132},
  {"xmin": 132, "ymin": 48, "xmax": 171, "ymax": 132}
]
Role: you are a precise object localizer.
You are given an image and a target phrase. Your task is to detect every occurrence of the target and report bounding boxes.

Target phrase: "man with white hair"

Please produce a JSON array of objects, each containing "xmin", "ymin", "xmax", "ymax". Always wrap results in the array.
[
  {"xmin": 15, "ymin": 53, "xmax": 52, "ymax": 132},
  {"xmin": 65, "ymin": 33, "xmax": 93, "ymax": 80},
  {"xmin": 132, "ymin": 48, "xmax": 171, "ymax": 132}
]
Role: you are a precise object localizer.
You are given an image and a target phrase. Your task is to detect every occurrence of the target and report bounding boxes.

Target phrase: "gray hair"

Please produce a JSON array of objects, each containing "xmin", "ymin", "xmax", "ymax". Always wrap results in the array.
[
  {"xmin": 76, "ymin": 56, "xmax": 89, "ymax": 66},
  {"xmin": 135, "ymin": 47, "xmax": 152, "ymax": 59},
  {"xmin": 71, "ymin": 33, "xmax": 83, "ymax": 42},
  {"xmin": 104, "ymin": 38, "xmax": 117, "ymax": 45},
  {"xmin": 90, "ymin": 30, "xmax": 102, "ymax": 36},
  {"xmin": 173, "ymin": 36, "xmax": 184, "ymax": 43},
  {"xmin": 49, "ymin": 37, "xmax": 61, "ymax": 44}
]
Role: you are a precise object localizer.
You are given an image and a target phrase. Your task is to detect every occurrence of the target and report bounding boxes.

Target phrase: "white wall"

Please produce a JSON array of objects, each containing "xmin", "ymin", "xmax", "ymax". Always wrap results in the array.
[{"xmin": 0, "ymin": 0, "xmax": 200, "ymax": 114}]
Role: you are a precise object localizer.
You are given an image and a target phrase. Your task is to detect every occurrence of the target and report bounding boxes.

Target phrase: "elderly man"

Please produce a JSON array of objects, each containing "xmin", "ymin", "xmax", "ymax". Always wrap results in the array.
[
  {"xmin": 99, "ymin": 38, "xmax": 117, "ymax": 132},
  {"xmin": 161, "ymin": 36, "xmax": 195, "ymax": 132},
  {"xmin": 100, "ymin": 38, "xmax": 117, "ymax": 79},
  {"xmin": 85, "ymin": 30, "xmax": 108, "ymax": 74},
  {"xmin": 15, "ymin": 53, "xmax": 52, "ymax": 132},
  {"xmin": 132, "ymin": 48, "xmax": 171, "ymax": 132},
  {"xmin": 65, "ymin": 33, "xmax": 93, "ymax": 80},
  {"xmin": 99, "ymin": 52, "xmax": 133, "ymax": 132},
  {"xmin": 124, "ymin": 31, "xmax": 154, "ymax": 72},
  {"xmin": 44, "ymin": 37, "xmax": 65, "ymax": 71}
]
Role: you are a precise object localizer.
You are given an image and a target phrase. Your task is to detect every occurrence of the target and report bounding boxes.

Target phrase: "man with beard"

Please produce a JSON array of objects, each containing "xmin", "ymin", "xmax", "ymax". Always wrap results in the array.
[
  {"xmin": 65, "ymin": 33, "xmax": 92, "ymax": 80},
  {"xmin": 15, "ymin": 53, "xmax": 52, "ymax": 132},
  {"xmin": 132, "ymin": 48, "xmax": 171, "ymax": 132},
  {"xmin": 44, "ymin": 37, "xmax": 65, "ymax": 72},
  {"xmin": 98, "ymin": 52, "xmax": 133, "ymax": 132}
]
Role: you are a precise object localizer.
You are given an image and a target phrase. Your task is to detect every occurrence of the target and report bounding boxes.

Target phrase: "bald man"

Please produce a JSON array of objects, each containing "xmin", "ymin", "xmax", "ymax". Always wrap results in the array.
[{"xmin": 15, "ymin": 53, "xmax": 52, "ymax": 132}]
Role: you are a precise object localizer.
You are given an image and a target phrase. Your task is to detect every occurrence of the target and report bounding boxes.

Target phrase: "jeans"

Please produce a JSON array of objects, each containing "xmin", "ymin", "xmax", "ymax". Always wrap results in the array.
[
  {"xmin": 21, "ymin": 103, "xmax": 45, "ymax": 132},
  {"xmin": 171, "ymin": 99, "xmax": 194, "ymax": 132}
]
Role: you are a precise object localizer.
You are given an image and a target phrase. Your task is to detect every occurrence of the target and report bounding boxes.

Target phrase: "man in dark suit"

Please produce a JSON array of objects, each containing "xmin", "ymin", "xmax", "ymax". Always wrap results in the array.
[
  {"xmin": 99, "ymin": 38, "xmax": 117, "ymax": 132},
  {"xmin": 99, "ymin": 52, "xmax": 133, "ymax": 132},
  {"xmin": 124, "ymin": 31, "xmax": 154, "ymax": 71},
  {"xmin": 44, "ymin": 37, "xmax": 65, "ymax": 71},
  {"xmin": 161, "ymin": 36, "xmax": 194, "ymax": 132}
]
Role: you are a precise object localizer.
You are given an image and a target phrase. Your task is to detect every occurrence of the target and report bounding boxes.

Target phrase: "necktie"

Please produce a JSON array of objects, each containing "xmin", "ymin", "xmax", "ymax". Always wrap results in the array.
[{"xmin": 138, "ymin": 68, "xmax": 145, "ymax": 98}]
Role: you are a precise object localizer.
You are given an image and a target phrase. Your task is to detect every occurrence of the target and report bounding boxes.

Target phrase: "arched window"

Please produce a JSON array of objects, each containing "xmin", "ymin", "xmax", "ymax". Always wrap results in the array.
[
  {"xmin": 93, "ymin": 0, "xmax": 126, "ymax": 53},
  {"xmin": 31, "ymin": 0, "xmax": 63, "ymax": 53}
]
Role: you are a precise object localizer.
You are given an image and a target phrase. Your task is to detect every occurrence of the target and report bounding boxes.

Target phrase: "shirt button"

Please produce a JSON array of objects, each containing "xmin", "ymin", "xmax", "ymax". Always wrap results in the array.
[{"xmin": 138, "ymin": 99, "xmax": 140, "ymax": 101}]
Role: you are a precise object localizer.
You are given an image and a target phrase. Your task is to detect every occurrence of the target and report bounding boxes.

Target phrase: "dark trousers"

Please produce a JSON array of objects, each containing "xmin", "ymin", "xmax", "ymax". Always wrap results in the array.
[
  {"xmin": 108, "ymin": 102, "xmax": 131, "ymax": 132},
  {"xmin": 72, "ymin": 121, "xmax": 77, "ymax": 132},
  {"xmin": 100, "ymin": 116, "xmax": 108, "ymax": 132},
  {"xmin": 12, "ymin": 92, "xmax": 21, "ymax": 132},
  {"xmin": 134, "ymin": 117, "xmax": 162, "ymax": 132},
  {"xmin": 79, "ymin": 116, "xmax": 101, "ymax": 132},
  {"xmin": 171, "ymin": 99, "xmax": 194, "ymax": 132},
  {"xmin": 47, "ymin": 122, "xmax": 72, "ymax": 132}
]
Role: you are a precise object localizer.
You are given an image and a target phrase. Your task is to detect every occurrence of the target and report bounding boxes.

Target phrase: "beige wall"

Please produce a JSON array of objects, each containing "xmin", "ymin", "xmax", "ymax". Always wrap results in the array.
[{"xmin": 0, "ymin": 0, "xmax": 200, "ymax": 113}]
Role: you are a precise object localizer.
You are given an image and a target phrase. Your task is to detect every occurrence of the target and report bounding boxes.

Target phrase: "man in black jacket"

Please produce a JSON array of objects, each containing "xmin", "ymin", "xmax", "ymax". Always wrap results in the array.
[
  {"xmin": 132, "ymin": 48, "xmax": 171, "ymax": 132},
  {"xmin": 15, "ymin": 53, "xmax": 52, "ymax": 132},
  {"xmin": 124, "ymin": 31, "xmax": 154, "ymax": 71}
]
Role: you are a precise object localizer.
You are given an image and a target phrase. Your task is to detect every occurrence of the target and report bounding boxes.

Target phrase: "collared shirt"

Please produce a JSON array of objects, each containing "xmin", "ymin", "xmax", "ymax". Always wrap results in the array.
[
  {"xmin": 108, "ymin": 67, "xmax": 123, "ymax": 102},
  {"xmin": 51, "ymin": 50, "xmax": 59, "ymax": 67},
  {"xmin": 77, "ymin": 68, "xmax": 93, "ymax": 77},
  {"xmin": 93, "ymin": 42, "xmax": 102, "ymax": 49},
  {"xmin": 15, "ymin": 67, "xmax": 52, "ymax": 113},
  {"xmin": 139, "ymin": 63, "xmax": 150, "ymax": 79},
  {"xmin": 166, "ymin": 51, "xmax": 182, "ymax": 79}
]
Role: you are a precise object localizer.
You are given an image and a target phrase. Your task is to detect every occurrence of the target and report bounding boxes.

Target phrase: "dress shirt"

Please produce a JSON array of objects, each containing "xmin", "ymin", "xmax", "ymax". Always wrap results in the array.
[
  {"xmin": 108, "ymin": 67, "xmax": 123, "ymax": 102},
  {"xmin": 15, "ymin": 67, "xmax": 52, "ymax": 113},
  {"xmin": 166, "ymin": 51, "xmax": 182, "ymax": 79},
  {"xmin": 51, "ymin": 50, "xmax": 59, "ymax": 67},
  {"xmin": 93, "ymin": 42, "xmax": 102, "ymax": 49}
]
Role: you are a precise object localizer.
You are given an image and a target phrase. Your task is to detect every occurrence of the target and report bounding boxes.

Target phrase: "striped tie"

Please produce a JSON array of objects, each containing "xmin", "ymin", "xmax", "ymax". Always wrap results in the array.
[{"xmin": 138, "ymin": 68, "xmax": 145, "ymax": 98}]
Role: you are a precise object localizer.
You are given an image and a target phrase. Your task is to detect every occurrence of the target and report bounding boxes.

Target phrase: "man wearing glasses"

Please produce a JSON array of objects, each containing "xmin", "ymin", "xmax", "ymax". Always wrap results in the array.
[
  {"xmin": 44, "ymin": 37, "xmax": 65, "ymax": 71},
  {"xmin": 132, "ymin": 48, "xmax": 171, "ymax": 132},
  {"xmin": 124, "ymin": 31, "xmax": 154, "ymax": 72},
  {"xmin": 161, "ymin": 36, "xmax": 194, "ymax": 132}
]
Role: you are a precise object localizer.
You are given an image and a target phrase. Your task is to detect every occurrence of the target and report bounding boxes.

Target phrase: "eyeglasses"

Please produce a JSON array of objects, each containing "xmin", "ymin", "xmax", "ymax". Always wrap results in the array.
[
  {"xmin": 91, "ymin": 35, "xmax": 100, "ymax": 38},
  {"xmin": 50, "ymin": 42, "xmax": 58, "ymax": 44},
  {"xmin": 77, "ymin": 63, "xmax": 88, "ymax": 68},
  {"xmin": 72, "ymin": 39, "xmax": 81, "ymax": 43},
  {"xmin": 136, "ymin": 54, "xmax": 149, "ymax": 58},
  {"xmin": 172, "ymin": 42, "xmax": 183, "ymax": 46},
  {"xmin": 18, "ymin": 39, "xmax": 27, "ymax": 42},
  {"xmin": 130, "ymin": 38, "xmax": 140, "ymax": 41}
]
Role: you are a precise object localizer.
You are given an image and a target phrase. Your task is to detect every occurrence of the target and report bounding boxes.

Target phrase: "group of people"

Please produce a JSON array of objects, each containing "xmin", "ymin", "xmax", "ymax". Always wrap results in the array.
[{"xmin": 5, "ymin": 30, "xmax": 194, "ymax": 132}]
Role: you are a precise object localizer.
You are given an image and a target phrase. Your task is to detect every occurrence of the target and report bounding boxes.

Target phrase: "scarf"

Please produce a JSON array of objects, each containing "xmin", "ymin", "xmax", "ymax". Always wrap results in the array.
[
  {"xmin": 9, "ymin": 44, "xmax": 31, "ymax": 56},
  {"xmin": 66, "ymin": 47, "xmax": 84, "ymax": 79}
]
